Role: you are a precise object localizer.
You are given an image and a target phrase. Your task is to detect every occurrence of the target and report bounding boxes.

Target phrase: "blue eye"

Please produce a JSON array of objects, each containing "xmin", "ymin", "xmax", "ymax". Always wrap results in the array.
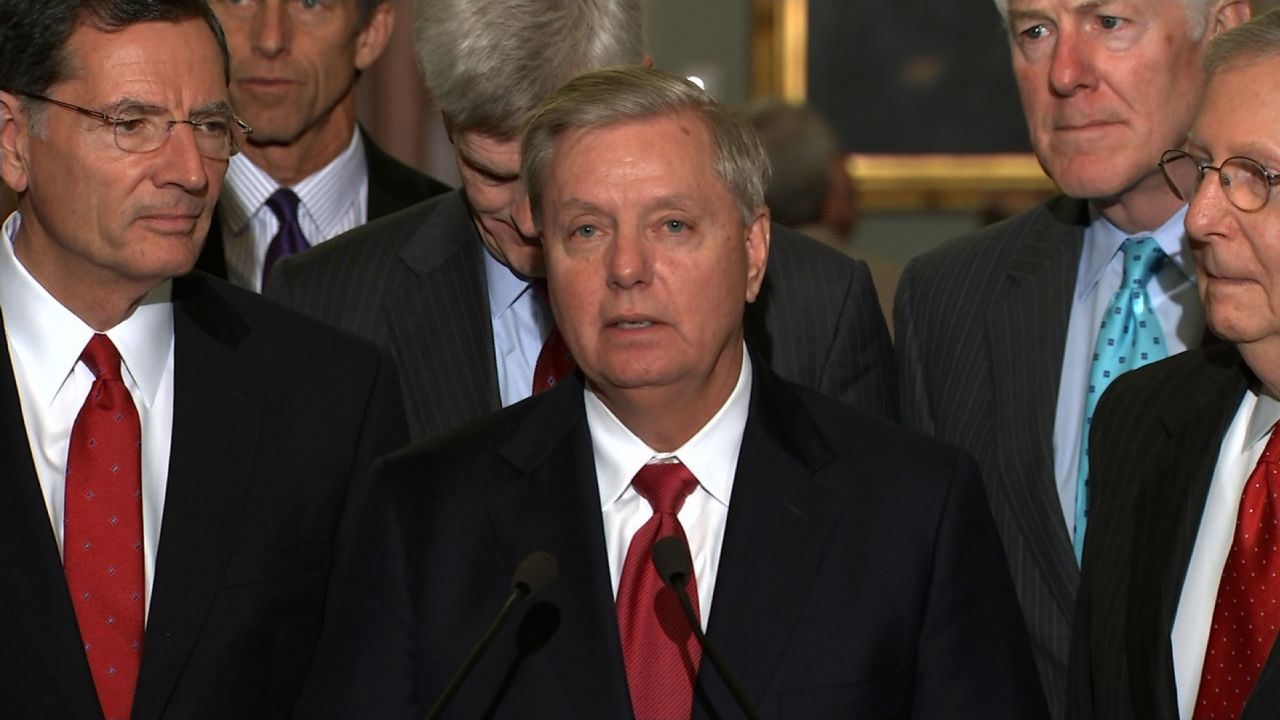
[
  {"xmin": 1098, "ymin": 16, "xmax": 1122, "ymax": 30},
  {"xmin": 1020, "ymin": 24, "xmax": 1048, "ymax": 41},
  {"xmin": 664, "ymin": 220, "xmax": 687, "ymax": 233},
  {"xmin": 573, "ymin": 224, "xmax": 597, "ymax": 238}
]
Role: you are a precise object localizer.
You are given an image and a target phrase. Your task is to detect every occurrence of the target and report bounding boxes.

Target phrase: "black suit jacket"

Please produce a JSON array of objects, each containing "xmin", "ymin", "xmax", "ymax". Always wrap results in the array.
[
  {"xmin": 297, "ymin": 365, "xmax": 1046, "ymax": 719},
  {"xmin": 194, "ymin": 128, "xmax": 451, "ymax": 280},
  {"xmin": 0, "ymin": 273, "xmax": 407, "ymax": 719},
  {"xmin": 265, "ymin": 189, "xmax": 897, "ymax": 441},
  {"xmin": 1068, "ymin": 344, "xmax": 1279, "ymax": 719},
  {"xmin": 895, "ymin": 195, "xmax": 1092, "ymax": 718}
]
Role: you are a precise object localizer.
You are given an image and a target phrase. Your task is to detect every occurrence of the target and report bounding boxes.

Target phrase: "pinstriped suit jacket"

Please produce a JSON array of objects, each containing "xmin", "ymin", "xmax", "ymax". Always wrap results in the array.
[
  {"xmin": 1067, "ymin": 344, "xmax": 1274, "ymax": 720},
  {"xmin": 895, "ymin": 195, "xmax": 1089, "ymax": 719},
  {"xmin": 266, "ymin": 189, "xmax": 897, "ymax": 441}
]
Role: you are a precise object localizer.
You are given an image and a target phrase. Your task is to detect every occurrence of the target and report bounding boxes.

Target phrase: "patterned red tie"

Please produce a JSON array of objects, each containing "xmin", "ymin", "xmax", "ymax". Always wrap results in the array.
[
  {"xmin": 64, "ymin": 334, "xmax": 145, "ymax": 720},
  {"xmin": 530, "ymin": 281, "xmax": 575, "ymax": 393},
  {"xmin": 1195, "ymin": 422, "xmax": 1280, "ymax": 720},
  {"xmin": 616, "ymin": 461, "xmax": 702, "ymax": 720}
]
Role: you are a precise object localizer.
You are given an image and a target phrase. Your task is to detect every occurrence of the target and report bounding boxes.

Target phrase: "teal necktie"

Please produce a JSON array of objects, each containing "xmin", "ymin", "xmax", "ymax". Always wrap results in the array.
[{"xmin": 1074, "ymin": 236, "xmax": 1168, "ymax": 562}]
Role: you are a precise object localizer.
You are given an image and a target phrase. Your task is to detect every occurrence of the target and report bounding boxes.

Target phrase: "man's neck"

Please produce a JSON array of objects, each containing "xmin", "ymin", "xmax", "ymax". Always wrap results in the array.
[
  {"xmin": 1092, "ymin": 178, "xmax": 1187, "ymax": 235},
  {"xmin": 240, "ymin": 101, "xmax": 359, "ymax": 186}
]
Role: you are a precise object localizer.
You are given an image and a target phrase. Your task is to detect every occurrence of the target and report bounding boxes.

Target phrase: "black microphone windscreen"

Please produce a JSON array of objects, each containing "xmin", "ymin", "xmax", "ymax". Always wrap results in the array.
[
  {"xmin": 652, "ymin": 535, "xmax": 692, "ymax": 585},
  {"xmin": 511, "ymin": 551, "xmax": 558, "ymax": 599}
]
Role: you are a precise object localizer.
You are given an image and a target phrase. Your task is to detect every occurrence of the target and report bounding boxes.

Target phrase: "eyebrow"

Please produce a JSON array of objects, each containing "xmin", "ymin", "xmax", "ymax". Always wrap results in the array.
[
  {"xmin": 556, "ymin": 194, "xmax": 698, "ymax": 216},
  {"xmin": 458, "ymin": 147, "xmax": 519, "ymax": 182},
  {"xmin": 101, "ymin": 96, "xmax": 235, "ymax": 118}
]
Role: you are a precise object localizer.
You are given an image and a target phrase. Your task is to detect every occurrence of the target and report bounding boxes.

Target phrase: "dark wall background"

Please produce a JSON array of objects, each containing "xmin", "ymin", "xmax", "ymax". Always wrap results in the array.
[{"xmin": 809, "ymin": 1, "xmax": 1031, "ymax": 153}]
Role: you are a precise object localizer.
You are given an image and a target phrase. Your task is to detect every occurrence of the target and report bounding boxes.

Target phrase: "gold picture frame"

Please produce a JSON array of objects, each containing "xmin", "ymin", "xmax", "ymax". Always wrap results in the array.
[{"xmin": 752, "ymin": 0, "xmax": 1057, "ymax": 212}]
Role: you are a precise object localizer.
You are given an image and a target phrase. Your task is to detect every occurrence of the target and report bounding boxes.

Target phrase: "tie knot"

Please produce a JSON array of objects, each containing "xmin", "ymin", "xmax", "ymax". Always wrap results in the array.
[
  {"xmin": 1121, "ymin": 236, "xmax": 1166, "ymax": 289},
  {"xmin": 265, "ymin": 188, "xmax": 301, "ymax": 225},
  {"xmin": 632, "ymin": 461, "xmax": 698, "ymax": 516},
  {"xmin": 80, "ymin": 333, "xmax": 123, "ymax": 381}
]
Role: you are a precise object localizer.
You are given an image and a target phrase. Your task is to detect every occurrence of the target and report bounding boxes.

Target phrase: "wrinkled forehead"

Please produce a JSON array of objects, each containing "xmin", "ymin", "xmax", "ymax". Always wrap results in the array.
[{"xmin": 57, "ymin": 18, "xmax": 229, "ymax": 110}]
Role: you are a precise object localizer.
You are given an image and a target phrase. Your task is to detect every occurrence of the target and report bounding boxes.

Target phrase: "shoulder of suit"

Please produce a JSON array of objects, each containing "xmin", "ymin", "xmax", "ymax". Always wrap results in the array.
[
  {"xmin": 177, "ymin": 271, "xmax": 389, "ymax": 366},
  {"xmin": 361, "ymin": 128, "xmax": 453, "ymax": 201},
  {"xmin": 903, "ymin": 194, "xmax": 1084, "ymax": 275}
]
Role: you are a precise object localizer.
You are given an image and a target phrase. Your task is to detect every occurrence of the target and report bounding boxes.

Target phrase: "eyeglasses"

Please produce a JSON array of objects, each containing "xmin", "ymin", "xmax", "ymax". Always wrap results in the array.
[
  {"xmin": 1159, "ymin": 148, "xmax": 1280, "ymax": 212},
  {"xmin": 14, "ymin": 91, "xmax": 253, "ymax": 160}
]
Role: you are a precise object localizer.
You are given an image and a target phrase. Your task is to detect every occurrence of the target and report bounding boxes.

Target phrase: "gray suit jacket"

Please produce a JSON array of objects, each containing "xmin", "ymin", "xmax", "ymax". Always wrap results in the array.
[
  {"xmin": 895, "ymin": 195, "xmax": 1089, "ymax": 719},
  {"xmin": 266, "ymin": 189, "xmax": 897, "ymax": 441}
]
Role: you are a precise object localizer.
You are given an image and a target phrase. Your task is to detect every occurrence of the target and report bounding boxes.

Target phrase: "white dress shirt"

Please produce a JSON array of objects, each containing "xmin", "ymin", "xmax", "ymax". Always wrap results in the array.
[
  {"xmin": 587, "ymin": 350, "xmax": 752, "ymax": 630},
  {"xmin": 0, "ymin": 212, "xmax": 175, "ymax": 618},
  {"xmin": 485, "ymin": 248, "xmax": 555, "ymax": 407},
  {"xmin": 1053, "ymin": 206, "xmax": 1204, "ymax": 532},
  {"xmin": 218, "ymin": 127, "xmax": 369, "ymax": 291},
  {"xmin": 1171, "ymin": 388, "xmax": 1280, "ymax": 719}
]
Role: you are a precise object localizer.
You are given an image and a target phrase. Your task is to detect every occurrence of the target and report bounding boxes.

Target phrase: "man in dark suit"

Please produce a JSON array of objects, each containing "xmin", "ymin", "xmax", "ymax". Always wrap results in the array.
[
  {"xmin": 0, "ymin": 2, "xmax": 406, "ymax": 717},
  {"xmin": 265, "ymin": 0, "xmax": 896, "ymax": 443},
  {"xmin": 298, "ymin": 65, "xmax": 1045, "ymax": 720},
  {"xmin": 1071, "ymin": 12, "xmax": 1280, "ymax": 718},
  {"xmin": 894, "ymin": 1, "xmax": 1250, "ymax": 715},
  {"xmin": 196, "ymin": 0, "xmax": 450, "ymax": 291}
]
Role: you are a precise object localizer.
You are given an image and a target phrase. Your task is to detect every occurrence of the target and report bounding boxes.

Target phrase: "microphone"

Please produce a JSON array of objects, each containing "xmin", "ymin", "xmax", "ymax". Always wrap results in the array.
[
  {"xmin": 424, "ymin": 551, "xmax": 558, "ymax": 720},
  {"xmin": 652, "ymin": 536, "xmax": 764, "ymax": 720}
]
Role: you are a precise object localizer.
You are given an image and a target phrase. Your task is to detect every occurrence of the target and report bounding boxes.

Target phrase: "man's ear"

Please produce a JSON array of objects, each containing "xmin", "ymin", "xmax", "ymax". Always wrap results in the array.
[
  {"xmin": 743, "ymin": 208, "xmax": 770, "ymax": 304},
  {"xmin": 1208, "ymin": 0, "xmax": 1250, "ymax": 39},
  {"xmin": 353, "ymin": 1, "xmax": 395, "ymax": 71},
  {"xmin": 0, "ymin": 91, "xmax": 31, "ymax": 194}
]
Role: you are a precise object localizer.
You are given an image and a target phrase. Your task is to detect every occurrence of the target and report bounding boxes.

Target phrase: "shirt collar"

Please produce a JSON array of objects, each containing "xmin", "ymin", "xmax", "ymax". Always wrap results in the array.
[
  {"xmin": 1247, "ymin": 385, "xmax": 1280, "ymax": 450},
  {"xmin": 587, "ymin": 349, "xmax": 752, "ymax": 511},
  {"xmin": 1077, "ymin": 204, "xmax": 1194, "ymax": 300},
  {"xmin": 220, "ymin": 126, "xmax": 365, "ymax": 236},
  {"xmin": 0, "ymin": 211, "xmax": 173, "ymax": 409},
  {"xmin": 483, "ymin": 244, "xmax": 536, "ymax": 320}
]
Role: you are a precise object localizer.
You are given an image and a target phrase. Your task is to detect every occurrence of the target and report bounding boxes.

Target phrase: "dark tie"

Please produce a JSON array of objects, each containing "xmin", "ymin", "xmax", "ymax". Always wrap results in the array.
[
  {"xmin": 530, "ymin": 280, "xmax": 575, "ymax": 393},
  {"xmin": 616, "ymin": 461, "xmax": 701, "ymax": 720},
  {"xmin": 1194, "ymin": 423, "xmax": 1280, "ymax": 720},
  {"xmin": 64, "ymin": 334, "xmax": 144, "ymax": 720},
  {"xmin": 261, "ymin": 188, "xmax": 309, "ymax": 287}
]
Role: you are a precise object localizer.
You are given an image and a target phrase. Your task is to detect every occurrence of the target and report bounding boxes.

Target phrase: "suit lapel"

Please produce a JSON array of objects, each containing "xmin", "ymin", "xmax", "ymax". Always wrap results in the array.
[
  {"xmin": 1126, "ymin": 348, "xmax": 1252, "ymax": 717},
  {"xmin": 987, "ymin": 196, "xmax": 1087, "ymax": 619},
  {"xmin": 0, "ymin": 319, "xmax": 102, "ymax": 718},
  {"xmin": 130, "ymin": 277, "xmax": 265, "ymax": 720},
  {"xmin": 383, "ymin": 192, "xmax": 500, "ymax": 435},
  {"xmin": 696, "ymin": 368, "xmax": 840, "ymax": 716},
  {"xmin": 486, "ymin": 377, "xmax": 632, "ymax": 719}
]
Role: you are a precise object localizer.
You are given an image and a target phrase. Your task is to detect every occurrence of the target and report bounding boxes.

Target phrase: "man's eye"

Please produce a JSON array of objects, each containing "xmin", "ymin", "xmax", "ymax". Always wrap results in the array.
[
  {"xmin": 194, "ymin": 119, "xmax": 232, "ymax": 137},
  {"xmin": 1019, "ymin": 24, "xmax": 1049, "ymax": 41},
  {"xmin": 113, "ymin": 117, "xmax": 152, "ymax": 135},
  {"xmin": 298, "ymin": 0, "xmax": 320, "ymax": 8},
  {"xmin": 573, "ymin": 224, "xmax": 598, "ymax": 238},
  {"xmin": 664, "ymin": 220, "xmax": 688, "ymax": 233},
  {"xmin": 1098, "ymin": 15, "xmax": 1123, "ymax": 30}
]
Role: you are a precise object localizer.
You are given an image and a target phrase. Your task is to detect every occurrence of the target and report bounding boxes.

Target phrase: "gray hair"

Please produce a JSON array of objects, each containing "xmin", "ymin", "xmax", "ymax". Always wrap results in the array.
[
  {"xmin": 1205, "ymin": 7, "xmax": 1280, "ymax": 77},
  {"xmin": 413, "ymin": 0, "xmax": 644, "ymax": 139},
  {"xmin": 992, "ymin": 0, "xmax": 1216, "ymax": 40},
  {"xmin": 743, "ymin": 98, "xmax": 841, "ymax": 227},
  {"xmin": 522, "ymin": 65, "xmax": 770, "ymax": 226}
]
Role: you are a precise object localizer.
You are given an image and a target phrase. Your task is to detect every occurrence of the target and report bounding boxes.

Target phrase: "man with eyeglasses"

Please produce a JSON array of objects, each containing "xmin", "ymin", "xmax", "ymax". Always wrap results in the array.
[
  {"xmin": 0, "ymin": 1, "xmax": 406, "ymax": 718},
  {"xmin": 1070, "ymin": 9, "xmax": 1280, "ymax": 718},
  {"xmin": 893, "ymin": 1, "xmax": 1250, "ymax": 715}
]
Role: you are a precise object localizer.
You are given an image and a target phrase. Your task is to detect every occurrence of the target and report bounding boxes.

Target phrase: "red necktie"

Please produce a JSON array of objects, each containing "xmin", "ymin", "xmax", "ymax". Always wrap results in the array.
[
  {"xmin": 1194, "ymin": 422, "xmax": 1280, "ymax": 720},
  {"xmin": 530, "ymin": 281, "xmax": 575, "ymax": 393},
  {"xmin": 616, "ymin": 461, "xmax": 701, "ymax": 720},
  {"xmin": 64, "ymin": 334, "xmax": 145, "ymax": 720}
]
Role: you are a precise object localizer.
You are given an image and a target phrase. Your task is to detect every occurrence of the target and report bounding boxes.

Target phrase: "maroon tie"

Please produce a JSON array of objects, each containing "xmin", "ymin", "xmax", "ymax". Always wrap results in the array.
[
  {"xmin": 616, "ymin": 461, "xmax": 701, "ymax": 720},
  {"xmin": 1195, "ymin": 422, "xmax": 1280, "ymax": 720},
  {"xmin": 530, "ymin": 281, "xmax": 575, "ymax": 393},
  {"xmin": 64, "ymin": 334, "xmax": 144, "ymax": 720}
]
